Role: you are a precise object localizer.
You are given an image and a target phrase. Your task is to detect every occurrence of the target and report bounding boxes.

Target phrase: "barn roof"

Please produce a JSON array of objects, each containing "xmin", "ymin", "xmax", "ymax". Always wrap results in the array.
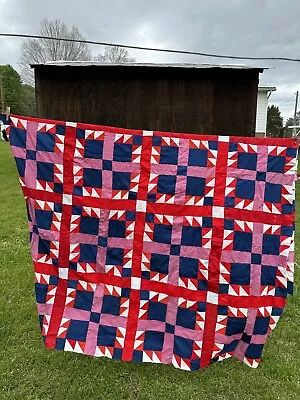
[{"xmin": 31, "ymin": 61, "xmax": 265, "ymax": 71}]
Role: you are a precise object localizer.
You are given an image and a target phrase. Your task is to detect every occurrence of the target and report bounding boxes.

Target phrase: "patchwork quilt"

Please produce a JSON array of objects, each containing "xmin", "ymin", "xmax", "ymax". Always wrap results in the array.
[{"xmin": 4, "ymin": 114, "xmax": 298, "ymax": 371}]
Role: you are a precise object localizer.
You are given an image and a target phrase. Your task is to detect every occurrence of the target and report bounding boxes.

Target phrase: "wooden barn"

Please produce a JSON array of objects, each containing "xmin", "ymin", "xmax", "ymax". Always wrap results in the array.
[{"xmin": 31, "ymin": 62, "xmax": 264, "ymax": 137}]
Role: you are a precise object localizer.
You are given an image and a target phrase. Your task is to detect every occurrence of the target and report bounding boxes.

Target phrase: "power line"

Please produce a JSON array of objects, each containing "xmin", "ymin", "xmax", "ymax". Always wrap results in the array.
[{"xmin": 1, "ymin": 32, "xmax": 300, "ymax": 63}]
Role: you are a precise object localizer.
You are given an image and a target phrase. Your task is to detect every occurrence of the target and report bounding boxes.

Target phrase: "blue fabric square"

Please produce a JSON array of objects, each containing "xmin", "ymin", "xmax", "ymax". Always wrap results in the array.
[
  {"xmin": 37, "ymin": 162, "xmax": 54, "ymax": 182},
  {"xmin": 67, "ymin": 320, "xmax": 89, "ymax": 341},
  {"xmin": 265, "ymin": 183, "xmax": 282, "ymax": 203},
  {"xmin": 10, "ymin": 127, "xmax": 26, "ymax": 148},
  {"xmin": 76, "ymin": 128, "xmax": 85, "ymax": 139},
  {"xmin": 74, "ymin": 291, "xmax": 94, "ymax": 311},
  {"xmin": 126, "ymin": 211, "xmax": 136, "ymax": 221},
  {"xmin": 174, "ymin": 336, "xmax": 193, "ymax": 359},
  {"xmin": 150, "ymin": 253, "xmax": 169, "ymax": 274},
  {"xmin": 218, "ymin": 305, "xmax": 228, "ymax": 315},
  {"xmin": 54, "ymin": 183, "xmax": 63, "ymax": 194},
  {"xmin": 236, "ymin": 178, "xmax": 255, "ymax": 200},
  {"xmin": 55, "ymin": 338, "xmax": 66, "ymax": 350},
  {"xmin": 54, "ymin": 203, "xmax": 62, "ymax": 213},
  {"xmin": 98, "ymin": 236, "xmax": 107, "ymax": 247},
  {"xmin": 15, "ymin": 158, "xmax": 25, "ymax": 177},
  {"xmin": 261, "ymin": 265, "xmax": 277, "ymax": 286},
  {"xmin": 144, "ymin": 331, "xmax": 164, "ymax": 351},
  {"xmin": 160, "ymin": 146, "xmax": 179, "ymax": 165},
  {"xmin": 112, "ymin": 171, "xmax": 131, "ymax": 191},
  {"xmin": 121, "ymin": 287, "xmax": 130, "ymax": 298},
  {"xmin": 226, "ymin": 317, "xmax": 247, "ymax": 336},
  {"xmin": 220, "ymin": 340, "xmax": 239, "ymax": 355},
  {"xmin": 106, "ymin": 248, "xmax": 123, "ymax": 266},
  {"xmin": 198, "ymin": 279, "xmax": 207, "ymax": 291},
  {"xmin": 186, "ymin": 176, "xmax": 205, "ymax": 197},
  {"xmin": 145, "ymin": 213, "xmax": 154, "ymax": 223},
  {"xmin": 262, "ymin": 234, "xmax": 280, "ymax": 255},
  {"xmin": 79, "ymin": 244, "xmax": 97, "ymax": 263},
  {"xmin": 241, "ymin": 333, "xmax": 252, "ymax": 344},
  {"xmin": 49, "ymin": 276, "xmax": 59, "ymax": 285},
  {"xmin": 113, "ymin": 348, "xmax": 123, "ymax": 360},
  {"xmin": 157, "ymin": 175, "xmax": 176, "ymax": 195},
  {"xmin": 253, "ymin": 317, "xmax": 270, "ymax": 335},
  {"xmin": 225, "ymin": 197, "xmax": 235, "ymax": 207},
  {"xmin": 35, "ymin": 283, "xmax": 47, "ymax": 304},
  {"xmin": 229, "ymin": 142, "xmax": 238, "ymax": 152},
  {"xmin": 84, "ymin": 140, "xmax": 103, "ymax": 159},
  {"xmin": 170, "ymin": 245, "xmax": 180, "ymax": 256},
  {"xmin": 132, "ymin": 350, "xmax": 143, "ymax": 362},
  {"xmin": 176, "ymin": 308, "xmax": 196, "ymax": 329},
  {"xmin": 26, "ymin": 150, "xmax": 36, "ymax": 160},
  {"xmin": 177, "ymin": 166, "xmax": 187, "ymax": 176},
  {"xmin": 113, "ymin": 143, "xmax": 132, "ymax": 162},
  {"xmin": 97, "ymin": 325, "xmax": 116, "ymax": 346},
  {"xmin": 37, "ymin": 132, "xmax": 55, "ymax": 152},
  {"xmin": 179, "ymin": 257, "xmax": 198, "ymax": 279},
  {"xmin": 38, "ymin": 238, "xmax": 50, "ymax": 255},
  {"xmin": 90, "ymin": 312, "xmax": 100, "ymax": 323},
  {"xmin": 230, "ymin": 263, "xmax": 250, "ymax": 285},
  {"xmin": 83, "ymin": 168, "xmax": 102, "ymax": 188},
  {"xmin": 68, "ymin": 280, "xmax": 78, "ymax": 289},
  {"xmin": 140, "ymin": 290, "xmax": 150, "ymax": 300},
  {"xmin": 103, "ymin": 160, "xmax": 112, "ymax": 170},
  {"xmin": 197, "ymin": 302, "xmax": 206, "ymax": 312},
  {"xmin": 286, "ymin": 147, "xmax": 297, "ymax": 158},
  {"xmin": 251, "ymin": 254, "xmax": 262, "ymax": 265},
  {"xmin": 166, "ymin": 324, "xmax": 175, "ymax": 334},
  {"xmin": 102, "ymin": 295, "xmax": 120, "ymax": 315},
  {"xmin": 233, "ymin": 231, "xmax": 252, "ymax": 252},
  {"xmin": 281, "ymin": 225, "xmax": 293, "ymax": 237},
  {"xmin": 237, "ymin": 153, "xmax": 257, "ymax": 170},
  {"xmin": 203, "ymin": 217, "xmax": 212, "ymax": 228},
  {"xmin": 148, "ymin": 302, "xmax": 167, "ymax": 322},
  {"xmin": 108, "ymin": 220, "xmax": 126, "ymax": 238},
  {"xmin": 224, "ymin": 219, "xmax": 234, "ymax": 230},
  {"xmin": 282, "ymin": 203, "xmax": 294, "ymax": 215},
  {"xmin": 209, "ymin": 141, "xmax": 218, "ymax": 150},
  {"xmin": 35, "ymin": 210, "xmax": 52, "ymax": 230},
  {"xmin": 152, "ymin": 136, "xmax": 161, "ymax": 146},
  {"xmin": 245, "ymin": 344, "xmax": 264, "ymax": 359},
  {"xmin": 256, "ymin": 171, "xmax": 266, "ymax": 181},
  {"xmin": 267, "ymin": 155, "xmax": 285, "ymax": 173},
  {"xmin": 204, "ymin": 197, "xmax": 213, "ymax": 206},
  {"xmin": 219, "ymin": 284, "xmax": 229, "ymax": 294},
  {"xmin": 153, "ymin": 224, "xmax": 172, "ymax": 244},
  {"xmin": 182, "ymin": 226, "xmax": 202, "ymax": 247},
  {"xmin": 133, "ymin": 135, "xmax": 143, "ymax": 145},
  {"xmin": 80, "ymin": 216, "xmax": 99, "ymax": 235},
  {"xmin": 188, "ymin": 148, "xmax": 208, "ymax": 167}
]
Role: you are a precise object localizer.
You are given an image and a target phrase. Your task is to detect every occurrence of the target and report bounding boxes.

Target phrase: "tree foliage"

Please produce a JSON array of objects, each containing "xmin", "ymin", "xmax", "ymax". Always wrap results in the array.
[
  {"xmin": 95, "ymin": 45, "xmax": 136, "ymax": 63},
  {"xmin": 0, "ymin": 65, "xmax": 36, "ymax": 116},
  {"xmin": 20, "ymin": 18, "xmax": 92, "ymax": 84},
  {"xmin": 266, "ymin": 105, "xmax": 284, "ymax": 137}
]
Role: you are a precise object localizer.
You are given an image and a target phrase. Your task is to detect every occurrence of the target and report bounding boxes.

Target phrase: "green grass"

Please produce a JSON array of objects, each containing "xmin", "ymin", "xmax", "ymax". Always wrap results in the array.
[{"xmin": 0, "ymin": 141, "xmax": 299, "ymax": 400}]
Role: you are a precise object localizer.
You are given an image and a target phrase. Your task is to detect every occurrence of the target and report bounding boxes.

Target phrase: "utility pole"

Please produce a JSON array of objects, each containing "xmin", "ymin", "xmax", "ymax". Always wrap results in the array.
[{"xmin": 292, "ymin": 91, "xmax": 299, "ymax": 138}]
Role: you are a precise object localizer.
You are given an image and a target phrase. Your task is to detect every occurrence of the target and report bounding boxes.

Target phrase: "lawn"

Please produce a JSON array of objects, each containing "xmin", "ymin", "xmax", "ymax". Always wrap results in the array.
[{"xmin": 0, "ymin": 141, "xmax": 299, "ymax": 400}]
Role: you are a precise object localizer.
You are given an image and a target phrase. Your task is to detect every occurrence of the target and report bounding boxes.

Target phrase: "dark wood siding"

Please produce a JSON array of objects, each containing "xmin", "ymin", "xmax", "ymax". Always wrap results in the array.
[{"xmin": 34, "ymin": 65, "xmax": 261, "ymax": 136}]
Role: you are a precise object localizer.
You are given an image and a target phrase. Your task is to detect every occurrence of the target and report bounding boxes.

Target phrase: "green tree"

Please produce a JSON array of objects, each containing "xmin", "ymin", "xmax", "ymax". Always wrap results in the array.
[
  {"xmin": 284, "ymin": 112, "xmax": 300, "ymax": 137},
  {"xmin": 0, "ymin": 65, "xmax": 36, "ymax": 116},
  {"xmin": 267, "ymin": 105, "xmax": 284, "ymax": 137}
]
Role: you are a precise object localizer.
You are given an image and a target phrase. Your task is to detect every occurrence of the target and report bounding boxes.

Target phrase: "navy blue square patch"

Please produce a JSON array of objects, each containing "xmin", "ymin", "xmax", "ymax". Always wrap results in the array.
[
  {"xmin": 35, "ymin": 210, "xmax": 52, "ymax": 230},
  {"xmin": 174, "ymin": 336, "xmax": 193, "ymax": 359},
  {"xmin": 182, "ymin": 226, "xmax": 202, "ymax": 247},
  {"xmin": 261, "ymin": 265, "xmax": 277, "ymax": 286},
  {"xmin": 148, "ymin": 302, "xmax": 167, "ymax": 322},
  {"xmin": 253, "ymin": 316, "xmax": 270, "ymax": 335},
  {"xmin": 97, "ymin": 325, "xmax": 116, "ymax": 347},
  {"xmin": 236, "ymin": 179, "xmax": 255, "ymax": 200},
  {"xmin": 112, "ymin": 171, "xmax": 131, "ymax": 191},
  {"xmin": 10, "ymin": 127, "xmax": 26, "ymax": 148},
  {"xmin": 230, "ymin": 263, "xmax": 250, "ymax": 285},
  {"xmin": 80, "ymin": 216, "xmax": 99, "ymax": 235},
  {"xmin": 256, "ymin": 171, "xmax": 266, "ymax": 181},
  {"xmin": 176, "ymin": 308, "xmax": 196, "ymax": 330},
  {"xmin": 251, "ymin": 253, "xmax": 262, "ymax": 265},
  {"xmin": 85, "ymin": 140, "xmax": 103, "ymax": 159},
  {"xmin": 67, "ymin": 320, "xmax": 89, "ymax": 341},
  {"xmin": 144, "ymin": 331, "xmax": 164, "ymax": 351},
  {"xmin": 37, "ymin": 162, "xmax": 54, "ymax": 182},
  {"xmin": 160, "ymin": 146, "xmax": 179, "ymax": 165},
  {"xmin": 37, "ymin": 132, "xmax": 55, "ymax": 152},
  {"xmin": 15, "ymin": 158, "xmax": 25, "ymax": 177},
  {"xmin": 83, "ymin": 168, "xmax": 102, "ymax": 188},
  {"xmin": 102, "ymin": 295, "xmax": 121, "ymax": 316},
  {"xmin": 245, "ymin": 344, "xmax": 264, "ymax": 359},
  {"xmin": 103, "ymin": 160, "xmax": 112, "ymax": 170},
  {"xmin": 157, "ymin": 175, "xmax": 176, "ymax": 195},
  {"xmin": 166, "ymin": 323, "xmax": 175, "ymax": 334},
  {"xmin": 188, "ymin": 148, "xmax": 208, "ymax": 167},
  {"xmin": 150, "ymin": 253, "xmax": 169, "ymax": 275},
  {"xmin": 98, "ymin": 236, "xmax": 107, "ymax": 247},
  {"xmin": 267, "ymin": 155, "xmax": 285, "ymax": 173},
  {"xmin": 179, "ymin": 257, "xmax": 198, "ymax": 279},
  {"xmin": 26, "ymin": 150, "xmax": 36, "ymax": 160},
  {"xmin": 106, "ymin": 248, "xmax": 124, "ymax": 266},
  {"xmin": 113, "ymin": 143, "xmax": 132, "ymax": 162},
  {"xmin": 226, "ymin": 317, "xmax": 247, "ymax": 336},
  {"xmin": 265, "ymin": 183, "xmax": 282, "ymax": 203},
  {"xmin": 186, "ymin": 176, "xmax": 205, "ymax": 197},
  {"xmin": 74, "ymin": 291, "xmax": 94, "ymax": 311},
  {"xmin": 170, "ymin": 245, "xmax": 180, "ymax": 256},
  {"xmin": 108, "ymin": 220, "xmax": 126, "ymax": 238},
  {"xmin": 262, "ymin": 234, "xmax": 280, "ymax": 255},
  {"xmin": 90, "ymin": 312, "xmax": 101, "ymax": 323},
  {"xmin": 133, "ymin": 135, "xmax": 143, "ymax": 145},
  {"xmin": 153, "ymin": 224, "xmax": 172, "ymax": 244},
  {"xmin": 237, "ymin": 153, "xmax": 257, "ymax": 171},
  {"xmin": 233, "ymin": 231, "xmax": 252, "ymax": 253},
  {"xmin": 177, "ymin": 166, "xmax": 187, "ymax": 176},
  {"xmin": 79, "ymin": 244, "xmax": 97, "ymax": 263}
]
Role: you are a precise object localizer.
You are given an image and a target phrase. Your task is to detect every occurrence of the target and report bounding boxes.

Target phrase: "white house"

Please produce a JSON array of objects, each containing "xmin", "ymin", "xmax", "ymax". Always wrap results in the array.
[{"xmin": 255, "ymin": 86, "xmax": 276, "ymax": 137}]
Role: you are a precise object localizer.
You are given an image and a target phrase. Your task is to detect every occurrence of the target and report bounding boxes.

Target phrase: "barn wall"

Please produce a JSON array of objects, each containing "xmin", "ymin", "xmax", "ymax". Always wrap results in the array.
[{"xmin": 35, "ymin": 66, "xmax": 260, "ymax": 137}]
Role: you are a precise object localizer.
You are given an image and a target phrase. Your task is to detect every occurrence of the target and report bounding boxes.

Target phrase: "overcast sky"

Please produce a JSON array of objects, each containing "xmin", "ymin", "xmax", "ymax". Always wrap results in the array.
[{"xmin": 0, "ymin": 0, "xmax": 299, "ymax": 122}]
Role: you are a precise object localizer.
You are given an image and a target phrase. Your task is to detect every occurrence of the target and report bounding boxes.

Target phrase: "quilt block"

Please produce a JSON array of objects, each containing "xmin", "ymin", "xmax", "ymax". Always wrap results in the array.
[{"xmin": 5, "ymin": 114, "xmax": 298, "ymax": 371}]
